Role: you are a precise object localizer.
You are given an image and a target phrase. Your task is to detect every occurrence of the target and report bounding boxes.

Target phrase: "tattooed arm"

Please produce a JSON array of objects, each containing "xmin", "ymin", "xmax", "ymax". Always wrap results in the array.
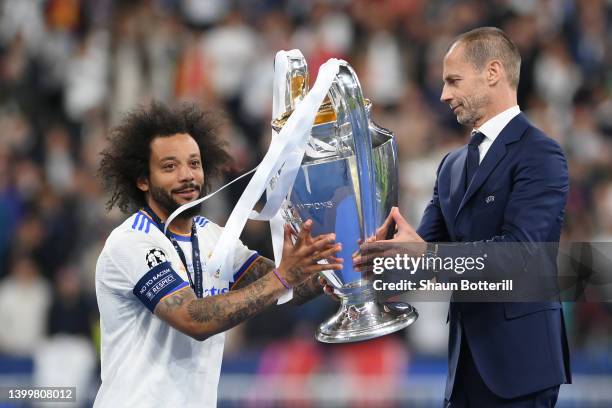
[
  {"xmin": 231, "ymin": 256, "xmax": 323, "ymax": 305},
  {"xmin": 155, "ymin": 272, "xmax": 286, "ymax": 341},
  {"xmin": 154, "ymin": 221, "xmax": 342, "ymax": 341},
  {"xmin": 231, "ymin": 257, "xmax": 276, "ymax": 290}
]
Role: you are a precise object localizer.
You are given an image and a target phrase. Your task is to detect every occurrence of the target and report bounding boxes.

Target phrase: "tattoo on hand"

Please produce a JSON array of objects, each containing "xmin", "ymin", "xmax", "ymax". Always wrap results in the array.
[{"xmin": 292, "ymin": 273, "xmax": 323, "ymax": 305}]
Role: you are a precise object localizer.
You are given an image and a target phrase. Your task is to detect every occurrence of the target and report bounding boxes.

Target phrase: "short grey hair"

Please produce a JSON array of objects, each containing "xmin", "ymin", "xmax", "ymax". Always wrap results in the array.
[{"xmin": 452, "ymin": 27, "xmax": 521, "ymax": 89}]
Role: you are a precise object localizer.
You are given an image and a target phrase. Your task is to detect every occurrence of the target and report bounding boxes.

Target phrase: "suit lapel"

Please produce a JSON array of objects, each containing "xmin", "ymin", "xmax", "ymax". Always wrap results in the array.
[
  {"xmin": 450, "ymin": 147, "xmax": 468, "ymax": 218},
  {"xmin": 455, "ymin": 113, "xmax": 529, "ymax": 219}
]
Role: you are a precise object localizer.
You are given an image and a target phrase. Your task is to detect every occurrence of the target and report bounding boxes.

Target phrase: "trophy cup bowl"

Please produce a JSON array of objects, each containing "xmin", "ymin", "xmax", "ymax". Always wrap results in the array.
[{"xmin": 272, "ymin": 53, "xmax": 418, "ymax": 343}]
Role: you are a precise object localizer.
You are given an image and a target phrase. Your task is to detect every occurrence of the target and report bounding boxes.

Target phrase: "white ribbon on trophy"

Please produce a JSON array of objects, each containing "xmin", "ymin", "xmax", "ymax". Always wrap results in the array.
[{"xmin": 166, "ymin": 51, "xmax": 342, "ymax": 303}]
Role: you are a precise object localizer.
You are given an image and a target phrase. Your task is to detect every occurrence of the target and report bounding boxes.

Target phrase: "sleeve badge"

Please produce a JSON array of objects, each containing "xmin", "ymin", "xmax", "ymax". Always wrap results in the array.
[{"xmin": 146, "ymin": 248, "xmax": 167, "ymax": 268}]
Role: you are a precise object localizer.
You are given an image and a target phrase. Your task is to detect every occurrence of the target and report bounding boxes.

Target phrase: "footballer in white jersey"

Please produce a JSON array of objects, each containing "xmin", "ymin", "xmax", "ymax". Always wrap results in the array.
[
  {"xmin": 94, "ymin": 211, "xmax": 258, "ymax": 407},
  {"xmin": 94, "ymin": 103, "xmax": 342, "ymax": 407}
]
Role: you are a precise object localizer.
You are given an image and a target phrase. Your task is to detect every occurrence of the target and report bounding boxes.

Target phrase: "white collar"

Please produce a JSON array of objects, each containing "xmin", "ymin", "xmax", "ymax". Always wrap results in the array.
[{"xmin": 473, "ymin": 105, "xmax": 521, "ymax": 142}]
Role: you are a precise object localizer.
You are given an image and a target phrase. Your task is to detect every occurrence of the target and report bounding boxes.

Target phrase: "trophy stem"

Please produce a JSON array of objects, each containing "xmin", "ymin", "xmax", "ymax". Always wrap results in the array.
[{"xmin": 316, "ymin": 284, "xmax": 418, "ymax": 343}]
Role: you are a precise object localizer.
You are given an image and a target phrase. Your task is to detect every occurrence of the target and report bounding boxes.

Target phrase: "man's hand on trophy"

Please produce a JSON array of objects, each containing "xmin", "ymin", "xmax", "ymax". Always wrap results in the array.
[
  {"xmin": 353, "ymin": 207, "xmax": 427, "ymax": 274},
  {"xmin": 379, "ymin": 207, "xmax": 426, "ymax": 244},
  {"xmin": 277, "ymin": 220, "xmax": 343, "ymax": 288}
]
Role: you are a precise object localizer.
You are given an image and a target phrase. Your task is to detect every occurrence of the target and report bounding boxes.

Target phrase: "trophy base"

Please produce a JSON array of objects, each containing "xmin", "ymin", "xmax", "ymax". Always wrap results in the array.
[{"xmin": 316, "ymin": 299, "xmax": 418, "ymax": 343}]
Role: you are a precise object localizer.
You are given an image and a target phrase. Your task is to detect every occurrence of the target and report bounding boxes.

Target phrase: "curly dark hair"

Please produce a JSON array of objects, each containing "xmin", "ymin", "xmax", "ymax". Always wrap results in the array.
[{"xmin": 98, "ymin": 102, "xmax": 232, "ymax": 213}]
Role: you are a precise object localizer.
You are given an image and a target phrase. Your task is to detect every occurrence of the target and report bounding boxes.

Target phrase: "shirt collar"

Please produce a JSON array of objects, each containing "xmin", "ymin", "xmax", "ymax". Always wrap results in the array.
[{"xmin": 473, "ymin": 105, "xmax": 521, "ymax": 142}]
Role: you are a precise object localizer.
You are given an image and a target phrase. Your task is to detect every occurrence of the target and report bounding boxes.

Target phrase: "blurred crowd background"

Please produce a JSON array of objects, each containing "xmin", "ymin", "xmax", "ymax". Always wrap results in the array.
[{"xmin": 0, "ymin": 0, "xmax": 611, "ymax": 406}]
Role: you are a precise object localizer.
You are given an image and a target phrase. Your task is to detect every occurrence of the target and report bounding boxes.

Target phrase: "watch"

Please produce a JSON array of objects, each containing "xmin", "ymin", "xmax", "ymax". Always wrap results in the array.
[{"xmin": 425, "ymin": 243, "xmax": 440, "ymax": 275}]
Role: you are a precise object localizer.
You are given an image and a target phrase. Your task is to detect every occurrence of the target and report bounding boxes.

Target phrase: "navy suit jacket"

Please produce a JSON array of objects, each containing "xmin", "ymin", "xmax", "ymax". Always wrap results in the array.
[{"xmin": 416, "ymin": 113, "xmax": 571, "ymax": 399}]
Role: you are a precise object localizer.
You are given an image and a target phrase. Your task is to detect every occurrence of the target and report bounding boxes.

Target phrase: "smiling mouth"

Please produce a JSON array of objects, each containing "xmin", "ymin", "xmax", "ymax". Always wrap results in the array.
[{"xmin": 173, "ymin": 187, "xmax": 200, "ymax": 199}]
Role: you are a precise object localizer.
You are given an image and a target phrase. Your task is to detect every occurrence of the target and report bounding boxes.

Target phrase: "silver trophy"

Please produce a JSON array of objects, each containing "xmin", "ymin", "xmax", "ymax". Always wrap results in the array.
[{"xmin": 272, "ymin": 53, "xmax": 418, "ymax": 343}]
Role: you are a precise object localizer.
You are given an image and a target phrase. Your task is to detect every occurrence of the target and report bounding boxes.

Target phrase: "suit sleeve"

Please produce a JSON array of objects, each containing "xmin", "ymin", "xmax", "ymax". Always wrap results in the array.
[
  {"xmin": 495, "ymin": 135, "xmax": 568, "ymax": 243},
  {"xmin": 417, "ymin": 153, "xmax": 452, "ymax": 242}
]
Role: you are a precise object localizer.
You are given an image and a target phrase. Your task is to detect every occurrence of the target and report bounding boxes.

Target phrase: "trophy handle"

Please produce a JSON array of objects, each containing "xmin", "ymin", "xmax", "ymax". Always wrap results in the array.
[
  {"xmin": 327, "ymin": 63, "xmax": 378, "ymax": 239},
  {"xmin": 269, "ymin": 51, "xmax": 418, "ymax": 343},
  {"xmin": 280, "ymin": 50, "xmax": 309, "ymax": 115},
  {"xmin": 272, "ymin": 53, "xmax": 337, "ymax": 131},
  {"xmin": 272, "ymin": 56, "xmax": 384, "ymax": 242}
]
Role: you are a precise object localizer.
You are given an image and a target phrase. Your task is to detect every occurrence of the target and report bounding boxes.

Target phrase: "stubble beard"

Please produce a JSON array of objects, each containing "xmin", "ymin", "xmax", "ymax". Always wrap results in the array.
[
  {"xmin": 456, "ymin": 88, "xmax": 490, "ymax": 128},
  {"xmin": 149, "ymin": 184, "xmax": 203, "ymax": 220}
]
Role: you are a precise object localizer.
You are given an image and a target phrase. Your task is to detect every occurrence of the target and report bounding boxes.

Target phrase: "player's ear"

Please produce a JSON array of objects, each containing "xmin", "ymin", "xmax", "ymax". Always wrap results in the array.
[{"xmin": 137, "ymin": 177, "xmax": 149, "ymax": 192}]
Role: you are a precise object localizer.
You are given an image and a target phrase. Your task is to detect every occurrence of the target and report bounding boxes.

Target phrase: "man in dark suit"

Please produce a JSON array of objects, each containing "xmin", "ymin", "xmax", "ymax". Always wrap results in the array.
[{"xmin": 373, "ymin": 27, "xmax": 571, "ymax": 407}]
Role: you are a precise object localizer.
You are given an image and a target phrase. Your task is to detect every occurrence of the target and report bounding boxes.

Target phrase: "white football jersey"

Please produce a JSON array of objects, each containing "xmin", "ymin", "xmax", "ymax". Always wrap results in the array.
[{"xmin": 94, "ymin": 211, "xmax": 258, "ymax": 407}]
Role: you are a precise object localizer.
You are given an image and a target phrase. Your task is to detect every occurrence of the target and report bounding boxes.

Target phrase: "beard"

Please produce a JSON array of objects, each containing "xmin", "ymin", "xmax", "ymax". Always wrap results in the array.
[
  {"xmin": 455, "ymin": 86, "xmax": 490, "ymax": 127},
  {"xmin": 149, "ymin": 183, "xmax": 203, "ymax": 220}
]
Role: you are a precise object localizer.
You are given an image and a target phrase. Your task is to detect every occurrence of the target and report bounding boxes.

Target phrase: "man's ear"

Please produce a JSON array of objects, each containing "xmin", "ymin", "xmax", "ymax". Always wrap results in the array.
[
  {"xmin": 137, "ymin": 177, "xmax": 149, "ymax": 193},
  {"xmin": 486, "ymin": 59, "xmax": 503, "ymax": 86}
]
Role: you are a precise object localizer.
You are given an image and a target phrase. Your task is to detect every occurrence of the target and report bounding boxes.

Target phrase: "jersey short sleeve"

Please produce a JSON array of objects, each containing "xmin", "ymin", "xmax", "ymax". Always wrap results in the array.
[
  {"xmin": 99, "ymin": 229, "xmax": 189, "ymax": 312},
  {"xmin": 196, "ymin": 219, "xmax": 261, "ymax": 285}
]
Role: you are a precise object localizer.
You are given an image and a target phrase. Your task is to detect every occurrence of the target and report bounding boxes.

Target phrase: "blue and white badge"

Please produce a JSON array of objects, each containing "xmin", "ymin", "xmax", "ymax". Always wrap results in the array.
[{"xmin": 133, "ymin": 261, "xmax": 189, "ymax": 312}]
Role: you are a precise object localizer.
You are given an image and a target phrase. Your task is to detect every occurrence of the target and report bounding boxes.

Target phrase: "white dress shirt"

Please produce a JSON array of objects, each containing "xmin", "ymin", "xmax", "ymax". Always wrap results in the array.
[{"xmin": 473, "ymin": 105, "xmax": 521, "ymax": 163}]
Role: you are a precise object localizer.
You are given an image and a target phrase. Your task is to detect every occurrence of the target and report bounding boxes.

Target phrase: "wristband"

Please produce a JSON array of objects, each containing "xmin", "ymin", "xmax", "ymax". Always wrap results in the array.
[{"xmin": 272, "ymin": 268, "xmax": 292, "ymax": 289}]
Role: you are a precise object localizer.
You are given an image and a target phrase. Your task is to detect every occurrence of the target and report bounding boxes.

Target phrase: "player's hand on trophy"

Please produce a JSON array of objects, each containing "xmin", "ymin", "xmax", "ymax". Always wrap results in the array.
[
  {"xmin": 317, "ymin": 276, "xmax": 340, "ymax": 301},
  {"xmin": 277, "ymin": 219, "xmax": 343, "ymax": 288}
]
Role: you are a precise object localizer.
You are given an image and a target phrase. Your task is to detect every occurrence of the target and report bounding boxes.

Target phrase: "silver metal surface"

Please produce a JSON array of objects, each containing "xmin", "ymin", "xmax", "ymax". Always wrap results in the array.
[
  {"xmin": 317, "ymin": 299, "xmax": 419, "ymax": 343},
  {"xmin": 272, "ymin": 54, "xmax": 418, "ymax": 343}
]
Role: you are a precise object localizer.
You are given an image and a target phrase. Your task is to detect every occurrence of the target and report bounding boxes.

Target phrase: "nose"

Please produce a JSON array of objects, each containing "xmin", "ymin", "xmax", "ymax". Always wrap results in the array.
[
  {"xmin": 178, "ymin": 164, "xmax": 195, "ymax": 182},
  {"xmin": 440, "ymin": 84, "xmax": 451, "ymax": 104}
]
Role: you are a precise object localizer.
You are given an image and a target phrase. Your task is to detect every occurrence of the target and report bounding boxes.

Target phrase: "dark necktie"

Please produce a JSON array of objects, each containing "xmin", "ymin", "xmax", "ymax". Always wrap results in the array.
[{"xmin": 466, "ymin": 131, "xmax": 486, "ymax": 188}]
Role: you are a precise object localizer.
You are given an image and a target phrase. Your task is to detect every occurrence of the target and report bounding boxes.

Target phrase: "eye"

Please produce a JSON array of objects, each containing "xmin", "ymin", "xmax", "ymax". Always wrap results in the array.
[
  {"xmin": 445, "ymin": 78, "xmax": 460, "ymax": 86},
  {"xmin": 163, "ymin": 163, "xmax": 176, "ymax": 171},
  {"xmin": 190, "ymin": 159, "xmax": 201, "ymax": 168}
]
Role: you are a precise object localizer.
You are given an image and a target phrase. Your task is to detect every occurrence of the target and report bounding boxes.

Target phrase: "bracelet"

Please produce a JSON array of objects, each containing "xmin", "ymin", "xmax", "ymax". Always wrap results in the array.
[{"xmin": 272, "ymin": 269, "xmax": 292, "ymax": 289}]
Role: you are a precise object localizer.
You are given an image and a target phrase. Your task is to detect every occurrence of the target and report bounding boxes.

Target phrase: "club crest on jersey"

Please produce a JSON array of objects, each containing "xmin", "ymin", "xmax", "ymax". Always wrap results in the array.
[{"xmin": 146, "ymin": 248, "xmax": 167, "ymax": 268}]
